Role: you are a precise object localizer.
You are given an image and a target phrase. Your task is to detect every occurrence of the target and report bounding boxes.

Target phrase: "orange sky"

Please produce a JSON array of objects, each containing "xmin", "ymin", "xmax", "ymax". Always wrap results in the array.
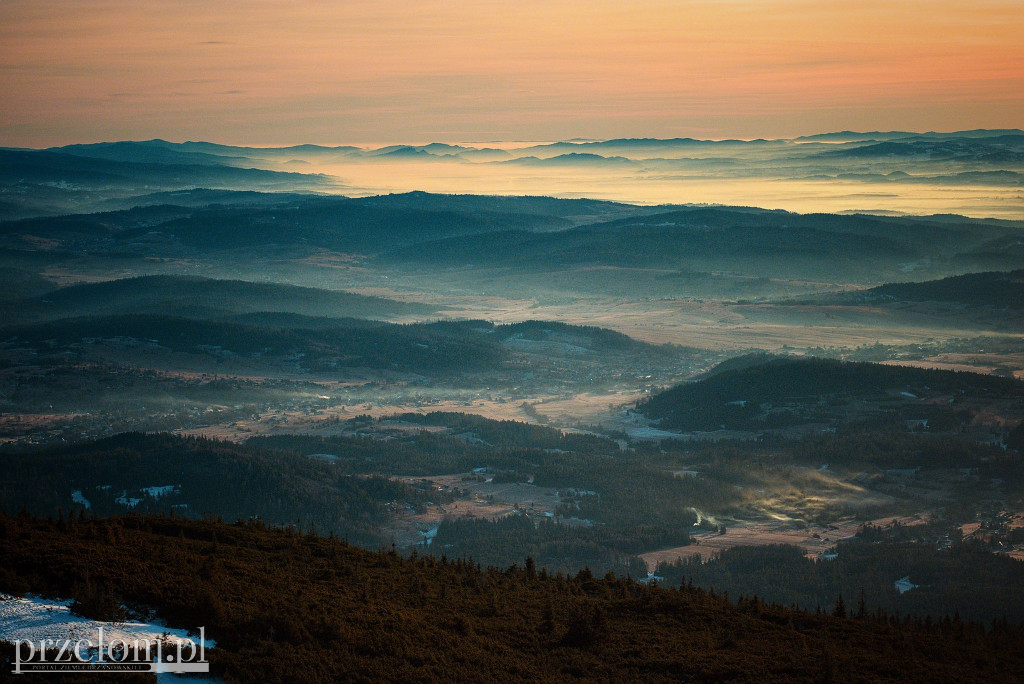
[{"xmin": 1, "ymin": 0, "xmax": 1022, "ymax": 146}]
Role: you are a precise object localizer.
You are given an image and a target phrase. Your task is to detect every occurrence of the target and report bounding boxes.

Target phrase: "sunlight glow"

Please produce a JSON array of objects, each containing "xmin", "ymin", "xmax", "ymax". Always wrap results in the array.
[{"xmin": 1, "ymin": 0, "xmax": 1021, "ymax": 146}]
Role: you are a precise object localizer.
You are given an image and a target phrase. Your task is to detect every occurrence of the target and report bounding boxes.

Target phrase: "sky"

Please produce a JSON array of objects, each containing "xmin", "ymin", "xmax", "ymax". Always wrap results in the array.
[{"xmin": 1, "ymin": 0, "xmax": 1022, "ymax": 147}]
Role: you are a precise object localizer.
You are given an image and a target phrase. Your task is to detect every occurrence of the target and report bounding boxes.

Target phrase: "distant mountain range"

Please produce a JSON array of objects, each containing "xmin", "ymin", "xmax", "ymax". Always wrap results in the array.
[
  {"xmin": 10, "ymin": 128, "xmax": 1024, "ymax": 167},
  {"xmin": 2, "ymin": 188, "xmax": 1021, "ymax": 288},
  {"xmin": 0, "ymin": 147, "xmax": 333, "ymax": 189},
  {"xmin": 2, "ymin": 131, "xmax": 1022, "ymax": 300},
  {"xmin": 818, "ymin": 138, "xmax": 1024, "ymax": 164},
  {"xmin": 4, "ymin": 129, "xmax": 1023, "ymax": 220},
  {"xmin": 0, "ymin": 189, "xmax": 666, "ymax": 256}
]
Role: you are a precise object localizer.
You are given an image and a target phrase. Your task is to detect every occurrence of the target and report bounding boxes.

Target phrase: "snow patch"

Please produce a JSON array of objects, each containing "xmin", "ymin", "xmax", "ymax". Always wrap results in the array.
[
  {"xmin": 307, "ymin": 453, "xmax": 340, "ymax": 461},
  {"xmin": 894, "ymin": 576, "xmax": 919, "ymax": 594},
  {"xmin": 141, "ymin": 485, "xmax": 178, "ymax": 498},
  {"xmin": 0, "ymin": 592, "xmax": 216, "ymax": 653},
  {"xmin": 639, "ymin": 572, "xmax": 664, "ymax": 585},
  {"xmin": 420, "ymin": 526, "xmax": 439, "ymax": 546}
]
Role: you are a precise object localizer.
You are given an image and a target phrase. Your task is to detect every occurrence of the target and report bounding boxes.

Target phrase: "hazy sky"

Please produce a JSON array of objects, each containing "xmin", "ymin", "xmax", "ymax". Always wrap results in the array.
[{"xmin": 1, "ymin": 0, "xmax": 1022, "ymax": 146}]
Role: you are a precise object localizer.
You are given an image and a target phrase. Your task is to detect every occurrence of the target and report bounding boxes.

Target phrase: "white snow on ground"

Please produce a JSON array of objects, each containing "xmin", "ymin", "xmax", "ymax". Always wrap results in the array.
[
  {"xmin": 0, "ymin": 593, "xmax": 215, "ymax": 647},
  {"xmin": 894, "ymin": 576, "xmax": 919, "ymax": 594},
  {"xmin": 0, "ymin": 593, "xmax": 219, "ymax": 681},
  {"xmin": 306, "ymin": 453, "xmax": 340, "ymax": 461},
  {"xmin": 108, "ymin": 485, "xmax": 179, "ymax": 507},
  {"xmin": 420, "ymin": 525, "xmax": 439, "ymax": 545},
  {"xmin": 141, "ymin": 485, "xmax": 178, "ymax": 498},
  {"xmin": 639, "ymin": 572, "xmax": 665, "ymax": 585}
]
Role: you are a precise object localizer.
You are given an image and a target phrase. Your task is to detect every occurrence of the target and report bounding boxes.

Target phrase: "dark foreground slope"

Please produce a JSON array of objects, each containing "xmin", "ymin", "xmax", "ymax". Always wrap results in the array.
[{"xmin": 2, "ymin": 514, "xmax": 1023, "ymax": 683}]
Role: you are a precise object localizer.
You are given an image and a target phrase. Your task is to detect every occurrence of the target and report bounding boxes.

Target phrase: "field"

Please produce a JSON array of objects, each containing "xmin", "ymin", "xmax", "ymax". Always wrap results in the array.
[{"xmin": 640, "ymin": 514, "xmax": 931, "ymax": 570}]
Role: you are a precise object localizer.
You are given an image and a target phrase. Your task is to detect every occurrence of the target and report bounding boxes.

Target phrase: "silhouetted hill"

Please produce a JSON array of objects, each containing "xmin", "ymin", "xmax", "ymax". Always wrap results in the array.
[
  {"xmin": 787, "ymin": 271, "xmax": 1024, "ymax": 312},
  {"xmin": 0, "ymin": 192, "xmax": 659, "ymax": 254},
  {"xmin": 522, "ymin": 137, "xmax": 773, "ymax": 156},
  {"xmin": 866, "ymin": 270, "xmax": 1024, "ymax": 308},
  {"xmin": 497, "ymin": 153, "xmax": 637, "ymax": 167},
  {"xmin": 820, "ymin": 138, "xmax": 1024, "ymax": 163},
  {"xmin": 176, "ymin": 140, "xmax": 363, "ymax": 158},
  {"xmin": 357, "ymin": 191, "xmax": 651, "ymax": 225},
  {"xmin": 639, "ymin": 356, "xmax": 1024, "ymax": 431},
  {"xmin": 51, "ymin": 139, "xmax": 363, "ymax": 163},
  {"xmin": 96, "ymin": 188, "xmax": 322, "ymax": 210},
  {"xmin": 0, "ymin": 267, "xmax": 55, "ymax": 301},
  {"xmin": 380, "ymin": 206, "xmax": 1023, "ymax": 281},
  {"xmin": 0, "ymin": 148, "xmax": 331, "ymax": 190},
  {"xmin": 822, "ymin": 170, "xmax": 1024, "ymax": 186},
  {"xmin": 0, "ymin": 314, "xmax": 508, "ymax": 376},
  {"xmin": 3, "ymin": 190, "xmax": 1020, "ymax": 282},
  {"xmin": 795, "ymin": 131, "xmax": 915, "ymax": 142},
  {"xmin": 382, "ymin": 209, "xmax": 902, "ymax": 270},
  {"xmin": 4, "ymin": 275, "xmax": 437, "ymax": 322},
  {"xmin": 51, "ymin": 140, "xmax": 253, "ymax": 167},
  {"xmin": 0, "ymin": 312, "xmax": 675, "ymax": 377},
  {"xmin": 0, "ymin": 195, "xmax": 574, "ymax": 253},
  {"xmin": 110, "ymin": 197, "xmax": 566, "ymax": 252}
]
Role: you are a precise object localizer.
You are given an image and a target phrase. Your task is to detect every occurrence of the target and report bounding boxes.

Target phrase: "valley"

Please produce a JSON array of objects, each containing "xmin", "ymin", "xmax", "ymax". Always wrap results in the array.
[{"xmin": 2, "ymin": 135, "xmax": 1024, "ymax": 677}]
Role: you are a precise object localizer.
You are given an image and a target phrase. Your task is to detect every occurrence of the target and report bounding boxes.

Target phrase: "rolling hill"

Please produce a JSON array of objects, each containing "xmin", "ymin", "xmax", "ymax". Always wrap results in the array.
[
  {"xmin": 778, "ymin": 271, "xmax": 1024, "ymax": 323},
  {"xmin": 0, "ymin": 314, "xmax": 509, "ymax": 376},
  {"xmin": 3, "ymin": 275, "xmax": 438, "ymax": 323},
  {"xmin": 638, "ymin": 356, "xmax": 1024, "ymax": 432},
  {"xmin": 0, "ymin": 193, "xmax": 582, "ymax": 254},
  {"xmin": 864, "ymin": 270, "xmax": 1024, "ymax": 309},
  {"xmin": 380, "ymin": 206, "xmax": 1023, "ymax": 282}
]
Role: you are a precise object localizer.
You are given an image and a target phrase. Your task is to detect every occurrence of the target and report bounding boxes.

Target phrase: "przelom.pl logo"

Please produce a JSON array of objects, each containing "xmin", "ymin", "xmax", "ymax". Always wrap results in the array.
[{"xmin": 11, "ymin": 626, "xmax": 209, "ymax": 674}]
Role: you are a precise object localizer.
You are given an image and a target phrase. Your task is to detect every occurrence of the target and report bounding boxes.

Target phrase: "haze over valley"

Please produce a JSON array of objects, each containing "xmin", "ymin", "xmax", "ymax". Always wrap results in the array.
[
  {"xmin": 3, "ymin": 1, "xmax": 1024, "ymax": 679},
  {"xmin": 6, "ymin": 131, "xmax": 1024, "ymax": 220},
  {"xmin": 5, "ymin": 131, "xmax": 1024, "ymax": 684},
  {"xmin": 3, "ymin": 137, "xmax": 1024, "ymax": 599}
]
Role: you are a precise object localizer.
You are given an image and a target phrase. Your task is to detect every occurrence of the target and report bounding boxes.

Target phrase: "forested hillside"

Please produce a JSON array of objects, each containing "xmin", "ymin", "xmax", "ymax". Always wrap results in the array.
[
  {"xmin": 639, "ymin": 356, "xmax": 1024, "ymax": 431},
  {"xmin": 3, "ymin": 514, "xmax": 1023, "ymax": 682}
]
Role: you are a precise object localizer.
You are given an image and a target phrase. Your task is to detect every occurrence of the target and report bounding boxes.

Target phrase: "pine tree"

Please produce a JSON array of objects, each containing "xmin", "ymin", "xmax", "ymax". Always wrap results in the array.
[{"xmin": 832, "ymin": 595, "xmax": 847, "ymax": 619}]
